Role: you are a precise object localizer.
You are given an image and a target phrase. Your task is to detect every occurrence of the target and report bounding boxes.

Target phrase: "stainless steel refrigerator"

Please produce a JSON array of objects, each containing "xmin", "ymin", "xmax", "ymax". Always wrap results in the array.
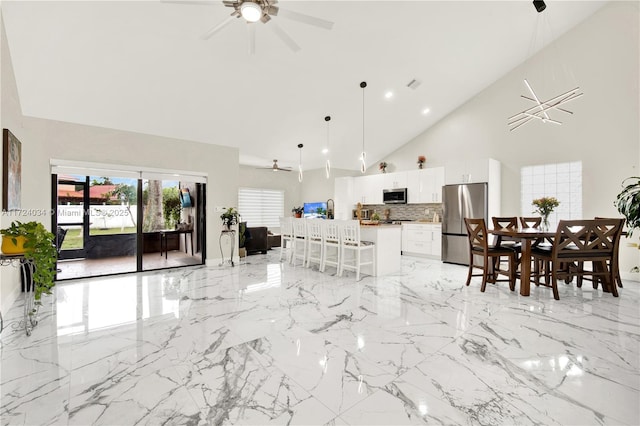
[{"xmin": 441, "ymin": 182, "xmax": 488, "ymax": 265}]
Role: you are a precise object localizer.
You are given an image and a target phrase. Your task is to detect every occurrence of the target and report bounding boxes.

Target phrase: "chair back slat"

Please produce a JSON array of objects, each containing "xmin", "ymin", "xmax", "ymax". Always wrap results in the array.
[
  {"xmin": 520, "ymin": 217, "xmax": 542, "ymax": 229},
  {"xmin": 340, "ymin": 220, "xmax": 361, "ymax": 246},
  {"xmin": 292, "ymin": 218, "xmax": 307, "ymax": 239},
  {"xmin": 492, "ymin": 217, "xmax": 518, "ymax": 230},
  {"xmin": 279, "ymin": 216, "xmax": 293, "ymax": 237},
  {"xmin": 464, "ymin": 218, "xmax": 489, "ymax": 252},
  {"xmin": 552, "ymin": 219, "xmax": 623, "ymax": 258},
  {"xmin": 323, "ymin": 220, "xmax": 341, "ymax": 243},
  {"xmin": 306, "ymin": 219, "xmax": 323, "ymax": 241}
]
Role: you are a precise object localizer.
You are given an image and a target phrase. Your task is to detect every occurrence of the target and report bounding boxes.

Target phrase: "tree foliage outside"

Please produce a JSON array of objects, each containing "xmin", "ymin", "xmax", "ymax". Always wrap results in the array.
[
  {"xmin": 163, "ymin": 187, "xmax": 182, "ymax": 229},
  {"xmin": 144, "ymin": 180, "xmax": 164, "ymax": 231}
]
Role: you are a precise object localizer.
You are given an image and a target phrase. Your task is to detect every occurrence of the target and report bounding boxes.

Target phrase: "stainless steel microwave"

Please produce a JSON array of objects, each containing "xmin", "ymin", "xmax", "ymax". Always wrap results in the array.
[{"xmin": 383, "ymin": 188, "xmax": 407, "ymax": 204}]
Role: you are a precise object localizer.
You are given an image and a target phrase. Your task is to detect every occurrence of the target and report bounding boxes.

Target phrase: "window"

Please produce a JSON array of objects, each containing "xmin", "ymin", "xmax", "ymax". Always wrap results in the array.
[
  {"xmin": 238, "ymin": 188, "xmax": 284, "ymax": 228},
  {"xmin": 521, "ymin": 161, "xmax": 582, "ymax": 228}
]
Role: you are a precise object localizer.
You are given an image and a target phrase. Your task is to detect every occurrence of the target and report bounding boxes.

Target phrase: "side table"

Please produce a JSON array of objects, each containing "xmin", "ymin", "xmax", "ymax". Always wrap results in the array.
[
  {"xmin": 219, "ymin": 230, "xmax": 236, "ymax": 267},
  {"xmin": 0, "ymin": 254, "xmax": 38, "ymax": 336}
]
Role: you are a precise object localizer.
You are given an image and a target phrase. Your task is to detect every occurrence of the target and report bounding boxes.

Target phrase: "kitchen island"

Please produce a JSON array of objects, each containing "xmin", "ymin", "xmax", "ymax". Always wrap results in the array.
[{"xmin": 359, "ymin": 224, "xmax": 402, "ymax": 277}]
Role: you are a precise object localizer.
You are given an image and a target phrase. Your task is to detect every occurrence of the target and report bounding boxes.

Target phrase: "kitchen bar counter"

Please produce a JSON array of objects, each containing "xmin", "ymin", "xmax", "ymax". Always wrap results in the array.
[{"xmin": 359, "ymin": 224, "xmax": 402, "ymax": 276}]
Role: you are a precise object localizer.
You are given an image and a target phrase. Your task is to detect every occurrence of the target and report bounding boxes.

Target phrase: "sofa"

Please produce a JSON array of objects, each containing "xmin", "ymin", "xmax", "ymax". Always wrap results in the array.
[{"xmin": 244, "ymin": 226, "xmax": 269, "ymax": 255}]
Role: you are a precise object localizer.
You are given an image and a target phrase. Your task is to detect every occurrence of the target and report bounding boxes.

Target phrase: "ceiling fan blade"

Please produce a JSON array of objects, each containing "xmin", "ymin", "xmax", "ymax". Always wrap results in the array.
[
  {"xmin": 278, "ymin": 9, "xmax": 334, "ymax": 30},
  {"xmin": 270, "ymin": 22, "xmax": 300, "ymax": 53},
  {"xmin": 200, "ymin": 14, "xmax": 237, "ymax": 40},
  {"xmin": 248, "ymin": 24, "xmax": 256, "ymax": 55}
]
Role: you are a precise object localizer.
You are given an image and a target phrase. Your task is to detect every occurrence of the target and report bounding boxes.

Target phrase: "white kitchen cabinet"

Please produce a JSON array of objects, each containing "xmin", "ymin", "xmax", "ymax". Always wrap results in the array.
[
  {"xmin": 406, "ymin": 167, "xmax": 445, "ymax": 204},
  {"xmin": 353, "ymin": 174, "xmax": 384, "ymax": 205},
  {"xmin": 445, "ymin": 158, "xmax": 500, "ymax": 185},
  {"xmin": 381, "ymin": 171, "xmax": 407, "ymax": 190},
  {"xmin": 401, "ymin": 223, "xmax": 442, "ymax": 258},
  {"xmin": 334, "ymin": 176, "xmax": 354, "ymax": 220}
]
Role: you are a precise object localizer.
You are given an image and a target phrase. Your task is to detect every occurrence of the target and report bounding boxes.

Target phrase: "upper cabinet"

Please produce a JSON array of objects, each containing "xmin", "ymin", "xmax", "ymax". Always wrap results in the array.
[
  {"xmin": 334, "ymin": 176, "xmax": 354, "ymax": 220},
  {"xmin": 353, "ymin": 174, "xmax": 384, "ymax": 205},
  {"xmin": 444, "ymin": 158, "xmax": 500, "ymax": 185},
  {"xmin": 407, "ymin": 167, "xmax": 444, "ymax": 204},
  {"xmin": 381, "ymin": 172, "xmax": 407, "ymax": 190}
]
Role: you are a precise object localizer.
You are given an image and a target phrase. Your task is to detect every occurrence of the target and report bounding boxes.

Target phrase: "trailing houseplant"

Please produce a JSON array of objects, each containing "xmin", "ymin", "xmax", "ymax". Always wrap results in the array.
[
  {"xmin": 0, "ymin": 221, "xmax": 57, "ymax": 302},
  {"xmin": 220, "ymin": 207, "xmax": 239, "ymax": 229}
]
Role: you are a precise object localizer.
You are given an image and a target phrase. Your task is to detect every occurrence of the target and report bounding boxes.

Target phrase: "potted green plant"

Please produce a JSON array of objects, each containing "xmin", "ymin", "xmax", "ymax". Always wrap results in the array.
[
  {"xmin": 292, "ymin": 206, "xmax": 304, "ymax": 218},
  {"xmin": 0, "ymin": 221, "xmax": 57, "ymax": 302},
  {"xmin": 615, "ymin": 177, "xmax": 639, "ymax": 272},
  {"xmin": 220, "ymin": 207, "xmax": 239, "ymax": 230}
]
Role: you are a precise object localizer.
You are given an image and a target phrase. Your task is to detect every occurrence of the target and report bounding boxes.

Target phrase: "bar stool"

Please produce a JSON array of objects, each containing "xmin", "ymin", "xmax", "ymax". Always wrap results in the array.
[
  {"xmin": 338, "ymin": 219, "xmax": 375, "ymax": 281},
  {"xmin": 320, "ymin": 220, "xmax": 341, "ymax": 273},
  {"xmin": 291, "ymin": 218, "xmax": 308, "ymax": 267},
  {"xmin": 279, "ymin": 216, "xmax": 294, "ymax": 263},
  {"xmin": 305, "ymin": 219, "xmax": 324, "ymax": 269}
]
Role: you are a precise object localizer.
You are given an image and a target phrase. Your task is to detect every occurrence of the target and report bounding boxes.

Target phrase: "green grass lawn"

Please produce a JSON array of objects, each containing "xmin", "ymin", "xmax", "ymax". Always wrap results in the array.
[{"xmin": 62, "ymin": 227, "xmax": 137, "ymax": 250}]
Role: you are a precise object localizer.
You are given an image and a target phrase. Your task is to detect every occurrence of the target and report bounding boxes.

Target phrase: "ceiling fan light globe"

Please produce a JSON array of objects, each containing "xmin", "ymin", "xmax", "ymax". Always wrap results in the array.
[{"xmin": 241, "ymin": 2, "xmax": 262, "ymax": 22}]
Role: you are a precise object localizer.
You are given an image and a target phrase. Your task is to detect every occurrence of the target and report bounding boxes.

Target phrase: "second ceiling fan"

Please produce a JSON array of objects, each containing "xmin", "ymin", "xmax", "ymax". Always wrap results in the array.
[{"xmin": 195, "ymin": 0, "xmax": 334, "ymax": 53}]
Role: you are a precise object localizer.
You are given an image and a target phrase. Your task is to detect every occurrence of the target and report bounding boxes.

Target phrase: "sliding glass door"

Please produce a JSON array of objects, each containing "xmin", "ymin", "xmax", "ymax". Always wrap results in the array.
[{"xmin": 53, "ymin": 170, "xmax": 205, "ymax": 280}]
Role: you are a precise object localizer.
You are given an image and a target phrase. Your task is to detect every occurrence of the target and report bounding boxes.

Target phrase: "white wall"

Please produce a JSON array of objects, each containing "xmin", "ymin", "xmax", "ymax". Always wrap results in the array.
[
  {"xmin": 380, "ymin": 2, "xmax": 639, "ymax": 277},
  {"xmin": 300, "ymin": 168, "xmax": 358, "ymax": 206},
  {"xmin": 0, "ymin": 21, "xmax": 240, "ymax": 312}
]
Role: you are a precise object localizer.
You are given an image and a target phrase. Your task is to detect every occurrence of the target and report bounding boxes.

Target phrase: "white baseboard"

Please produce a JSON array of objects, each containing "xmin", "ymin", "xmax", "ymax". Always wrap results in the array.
[
  {"xmin": 620, "ymin": 271, "xmax": 639, "ymax": 283},
  {"xmin": 205, "ymin": 256, "xmax": 240, "ymax": 267}
]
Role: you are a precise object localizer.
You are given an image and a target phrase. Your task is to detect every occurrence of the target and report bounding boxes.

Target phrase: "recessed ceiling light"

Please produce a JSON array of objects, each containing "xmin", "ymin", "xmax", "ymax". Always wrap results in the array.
[
  {"xmin": 422, "ymin": 108, "xmax": 431, "ymax": 115},
  {"xmin": 322, "ymin": 148, "xmax": 328, "ymax": 154},
  {"xmin": 384, "ymin": 91, "xmax": 394, "ymax": 99}
]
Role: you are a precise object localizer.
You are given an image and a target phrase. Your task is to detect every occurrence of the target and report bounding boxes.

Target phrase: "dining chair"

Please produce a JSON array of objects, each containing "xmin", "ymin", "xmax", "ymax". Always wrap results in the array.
[
  {"xmin": 339, "ymin": 219, "xmax": 375, "ymax": 281},
  {"xmin": 520, "ymin": 217, "xmax": 542, "ymax": 229},
  {"xmin": 279, "ymin": 216, "xmax": 294, "ymax": 262},
  {"xmin": 594, "ymin": 217, "xmax": 624, "ymax": 288},
  {"xmin": 305, "ymin": 219, "xmax": 324, "ymax": 269},
  {"xmin": 464, "ymin": 218, "xmax": 517, "ymax": 293},
  {"xmin": 491, "ymin": 217, "xmax": 520, "ymax": 249},
  {"xmin": 320, "ymin": 220, "xmax": 341, "ymax": 273},
  {"xmin": 291, "ymin": 218, "xmax": 308, "ymax": 267},
  {"xmin": 530, "ymin": 218, "xmax": 623, "ymax": 299}
]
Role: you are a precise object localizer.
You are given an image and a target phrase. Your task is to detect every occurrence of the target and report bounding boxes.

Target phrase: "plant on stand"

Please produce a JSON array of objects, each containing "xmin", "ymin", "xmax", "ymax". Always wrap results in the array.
[
  {"xmin": 615, "ymin": 176, "xmax": 639, "ymax": 272},
  {"xmin": 220, "ymin": 207, "xmax": 239, "ymax": 230},
  {"xmin": 0, "ymin": 221, "xmax": 57, "ymax": 302},
  {"xmin": 532, "ymin": 197, "xmax": 560, "ymax": 231}
]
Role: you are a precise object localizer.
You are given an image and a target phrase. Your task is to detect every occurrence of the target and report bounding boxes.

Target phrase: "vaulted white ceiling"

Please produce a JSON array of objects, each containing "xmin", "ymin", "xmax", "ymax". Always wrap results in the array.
[{"xmin": 2, "ymin": 0, "xmax": 605, "ymax": 171}]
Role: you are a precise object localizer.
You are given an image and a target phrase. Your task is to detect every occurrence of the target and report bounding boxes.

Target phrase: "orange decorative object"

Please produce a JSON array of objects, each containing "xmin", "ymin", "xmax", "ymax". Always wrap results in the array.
[{"xmin": 1, "ymin": 235, "xmax": 27, "ymax": 254}]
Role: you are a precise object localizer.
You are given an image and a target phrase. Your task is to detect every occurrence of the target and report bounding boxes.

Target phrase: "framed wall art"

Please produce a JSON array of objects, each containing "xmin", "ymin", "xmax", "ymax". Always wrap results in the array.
[{"xmin": 3, "ymin": 128, "xmax": 22, "ymax": 211}]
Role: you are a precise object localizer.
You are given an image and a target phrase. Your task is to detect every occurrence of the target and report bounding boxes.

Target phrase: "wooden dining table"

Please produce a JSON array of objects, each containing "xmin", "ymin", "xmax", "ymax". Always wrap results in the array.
[{"xmin": 490, "ymin": 227, "xmax": 555, "ymax": 296}]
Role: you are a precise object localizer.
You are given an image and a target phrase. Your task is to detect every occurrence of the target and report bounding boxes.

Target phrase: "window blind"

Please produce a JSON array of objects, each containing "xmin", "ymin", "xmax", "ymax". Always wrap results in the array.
[{"xmin": 238, "ymin": 188, "xmax": 284, "ymax": 228}]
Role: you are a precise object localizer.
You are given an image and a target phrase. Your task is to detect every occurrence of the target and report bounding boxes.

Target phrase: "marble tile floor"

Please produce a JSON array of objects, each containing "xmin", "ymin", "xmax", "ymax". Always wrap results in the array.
[{"xmin": 1, "ymin": 253, "xmax": 638, "ymax": 425}]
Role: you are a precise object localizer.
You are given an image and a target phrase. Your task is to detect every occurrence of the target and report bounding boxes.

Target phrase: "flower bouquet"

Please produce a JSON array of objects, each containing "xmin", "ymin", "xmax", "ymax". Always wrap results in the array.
[{"xmin": 532, "ymin": 196, "xmax": 560, "ymax": 230}]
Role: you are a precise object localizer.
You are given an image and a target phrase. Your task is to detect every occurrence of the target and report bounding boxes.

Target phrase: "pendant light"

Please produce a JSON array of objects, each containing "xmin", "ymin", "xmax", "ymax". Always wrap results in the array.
[
  {"xmin": 508, "ymin": 1, "xmax": 582, "ymax": 131},
  {"xmin": 359, "ymin": 81, "xmax": 367, "ymax": 173},
  {"xmin": 324, "ymin": 115, "xmax": 331, "ymax": 179},
  {"xmin": 297, "ymin": 143, "xmax": 304, "ymax": 182}
]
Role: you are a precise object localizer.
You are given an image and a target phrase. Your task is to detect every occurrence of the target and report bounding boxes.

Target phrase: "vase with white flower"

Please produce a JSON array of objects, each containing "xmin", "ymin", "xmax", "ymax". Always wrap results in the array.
[{"xmin": 532, "ymin": 197, "xmax": 560, "ymax": 231}]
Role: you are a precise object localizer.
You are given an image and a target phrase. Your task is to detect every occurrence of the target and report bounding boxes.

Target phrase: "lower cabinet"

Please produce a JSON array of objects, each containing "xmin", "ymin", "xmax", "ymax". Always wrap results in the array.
[{"xmin": 401, "ymin": 223, "xmax": 442, "ymax": 258}]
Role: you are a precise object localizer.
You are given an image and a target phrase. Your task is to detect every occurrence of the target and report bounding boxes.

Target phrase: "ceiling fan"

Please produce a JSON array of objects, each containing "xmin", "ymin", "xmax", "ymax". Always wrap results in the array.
[
  {"xmin": 258, "ymin": 159, "xmax": 292, "ymax": 172},
  {"xmin": 166, "ymin": 0, "xmax": 334, "ymax": 53}
]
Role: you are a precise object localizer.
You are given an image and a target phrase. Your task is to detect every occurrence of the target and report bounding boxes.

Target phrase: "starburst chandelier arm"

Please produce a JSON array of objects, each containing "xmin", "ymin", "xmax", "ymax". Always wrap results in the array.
[
  {"xmin": 520, "ymin": 95, "xmax": 573, "ymax": 115},
  {"xmin": 508, "ymin": 90, "xmax": 582, "ymax": 122},
  {"xmin": 524, "ymin": 79, "xmax": 551, "ymax": 121}
]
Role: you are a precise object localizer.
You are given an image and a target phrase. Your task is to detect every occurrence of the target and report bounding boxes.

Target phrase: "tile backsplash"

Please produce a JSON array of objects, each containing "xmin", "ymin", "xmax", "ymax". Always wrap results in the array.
[{"xmin": 362, "ymin": 203, "xmax": 443, "ymax": 222}]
